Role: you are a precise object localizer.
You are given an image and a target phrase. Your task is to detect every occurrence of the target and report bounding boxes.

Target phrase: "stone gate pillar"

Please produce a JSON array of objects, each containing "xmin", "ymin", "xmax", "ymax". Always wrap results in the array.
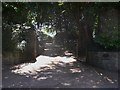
[{"xmin": 24, "ymin": 27, "xmax": 36, "ymax": 62}]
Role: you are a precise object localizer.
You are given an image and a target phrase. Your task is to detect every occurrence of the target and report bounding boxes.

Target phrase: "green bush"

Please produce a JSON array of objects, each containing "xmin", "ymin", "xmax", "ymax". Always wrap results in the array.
[{"xmin": 95, "ymin": 30, "xmax": 120, "ymax": 49}]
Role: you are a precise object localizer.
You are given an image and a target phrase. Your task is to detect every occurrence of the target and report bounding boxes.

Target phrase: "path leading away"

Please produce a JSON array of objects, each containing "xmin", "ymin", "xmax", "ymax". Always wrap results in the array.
[{"xmin": 3, "ymin": 42, "xmax": 118, "ymax": 88}]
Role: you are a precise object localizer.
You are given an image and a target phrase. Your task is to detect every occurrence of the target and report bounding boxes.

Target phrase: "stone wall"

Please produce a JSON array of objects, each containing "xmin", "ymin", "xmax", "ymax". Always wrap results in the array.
[
  {"xmin": 87, "ymin": 52, "xmax": 119, "ymax": 71},
  {"xmin": 2, "ymin": 51, "xmax": 20, "ymax": 65}
]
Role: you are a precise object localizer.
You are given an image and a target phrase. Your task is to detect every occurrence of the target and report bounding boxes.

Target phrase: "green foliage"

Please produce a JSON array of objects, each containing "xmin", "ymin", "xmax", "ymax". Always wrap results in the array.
[
  {"xmin": 2, "ymin": 25, "xmax": 17, "ymax": 53},
  {"xmin": 95, "ymin": 31, "xmax": 120, "ymax": 49},
  {"xmin": 94, "ymin": 7, "xmax": 119, "ymax": 50},
  {"xmin": 58, "ymin": 2, "xmax": 64, "ymax": 6},
  {"xmin": 2, "ymin": 2, "xmax": 119, "ymax": 55}
]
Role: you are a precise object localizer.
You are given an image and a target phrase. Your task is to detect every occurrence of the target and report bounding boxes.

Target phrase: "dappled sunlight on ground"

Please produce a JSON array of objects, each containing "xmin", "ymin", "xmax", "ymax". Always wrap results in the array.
[
  {"xmin": 11, "ymin": 55, "xmax": 77, "ymax": 76},
  {"xmin": 3, "ymin": 42, "xmax": 118, "ymax": 88},
  {"xmin": 70, "ymin": 68, "xmax": 81, "ymax": 73},
  {"xmin": 64, "ymin": 51, "xmax": 73, "ymax": 56},
  {"xmin": 3, "ymin": 55, "xmax": 118, "ymax": 88}
]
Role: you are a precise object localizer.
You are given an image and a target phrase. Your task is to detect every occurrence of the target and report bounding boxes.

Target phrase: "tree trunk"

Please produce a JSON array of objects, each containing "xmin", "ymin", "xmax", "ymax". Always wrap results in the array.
[{"xmin": 74, "ymin": 3, "xmax": 87, "ymax": 59}]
